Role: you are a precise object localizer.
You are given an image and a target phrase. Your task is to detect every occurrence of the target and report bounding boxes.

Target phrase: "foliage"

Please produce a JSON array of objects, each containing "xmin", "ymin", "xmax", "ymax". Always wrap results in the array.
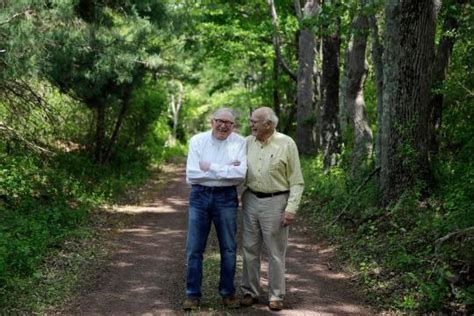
[
  {"xmin": 301, "ymin": 149, "xmax": 473, "ymax": 313},
  {"xmin": 0, "ymin": 150, "xmax": 150, "ymax": 311},
  {"xmin": 0, "ymin": 0, "xmax": 472, "ymax": 314}
]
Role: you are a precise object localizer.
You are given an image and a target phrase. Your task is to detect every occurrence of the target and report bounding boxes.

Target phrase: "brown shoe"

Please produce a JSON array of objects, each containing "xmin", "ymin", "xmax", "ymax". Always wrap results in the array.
[
  {"xmin": 182, "ymin": 297, "xmax": 200, "ymax": 311},
  {"xmin": 268, "ymin": 300, "xmax": 283, "ymax": 311},
  {"xmin": 222, "ymin": 295, "xmax": 240, "ymax": 308},
  {"xmin": 240, "ymin": 294, "xmax": 258, "ymax": 307}
]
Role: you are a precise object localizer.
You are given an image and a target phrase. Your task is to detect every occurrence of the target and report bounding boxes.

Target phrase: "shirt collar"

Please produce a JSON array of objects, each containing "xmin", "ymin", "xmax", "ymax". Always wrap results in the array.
[
  {"xmin": 211, "ymin": 131, "xmax": 230, "ymax": 144},
  {"xmin": 255, "ymin": 131, "xmax": 276, "ymax": 146}
]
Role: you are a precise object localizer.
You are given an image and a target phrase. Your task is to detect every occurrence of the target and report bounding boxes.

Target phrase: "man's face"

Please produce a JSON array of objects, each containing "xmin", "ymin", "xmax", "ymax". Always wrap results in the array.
[
  {"xmin": 249, "ymin": 110, "xmax": 271, "ymax": 140},
  {"xmin": 211, "ymin": 112, "xmax": 235, "ymax": 140}
]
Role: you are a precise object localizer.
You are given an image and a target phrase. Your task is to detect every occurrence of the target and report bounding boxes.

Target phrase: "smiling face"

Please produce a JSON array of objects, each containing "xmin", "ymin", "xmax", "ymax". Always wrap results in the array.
[
  {"xmin": 211, "ymin": 111, "xmax": 235, "ymax": 140},
  {"xmin": 249, "ymin": 108, "xmax": 274, "ymax": 141}
]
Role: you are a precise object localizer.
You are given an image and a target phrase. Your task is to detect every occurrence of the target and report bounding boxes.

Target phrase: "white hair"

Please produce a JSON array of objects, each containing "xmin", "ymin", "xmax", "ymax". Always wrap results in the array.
[
  {"xmin": 212, "ymin": 107, "xmax": 236, "ymax": 121},
  {"xmin": 262, "ymin": 107, "xmax": 279, "ymax": 127}
]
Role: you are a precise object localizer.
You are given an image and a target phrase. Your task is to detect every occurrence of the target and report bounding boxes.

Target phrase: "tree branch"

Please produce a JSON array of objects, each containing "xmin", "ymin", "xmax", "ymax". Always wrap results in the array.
[
  {"xmin": 0, "ymin": 122, "xmax": 53, "ymax": 155},
  {"xmin": 0, "ymin": 10, "xmax": 33, "ymax": 26},
  {"xmin": 435, "ymin": 226, "xmax": 474, "ymax": 254},
  {"xmin": 267, "ymin": 0, "xmax": 297, "ymax": 81},
  {"xmin": 294, "ymin": 0, "xmax": 303, "ymax": 21}
]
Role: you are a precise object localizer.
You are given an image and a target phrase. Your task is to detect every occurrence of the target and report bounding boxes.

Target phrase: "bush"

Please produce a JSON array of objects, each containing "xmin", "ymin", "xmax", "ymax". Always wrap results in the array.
[
  {"xmin": 300, "ymin": 152, "xmax": 473, "ymax": 314},
  {"xmin": 0, "ymin": 150, "xmax": 150, "ymax": 310}
]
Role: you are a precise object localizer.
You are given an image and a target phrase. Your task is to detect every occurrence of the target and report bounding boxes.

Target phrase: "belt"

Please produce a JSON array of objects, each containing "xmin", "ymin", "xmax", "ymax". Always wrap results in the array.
[
  {"xmin": 192, "ymin": 184, "xmax": 236, "ymax": 191},
  {"xmin": 248, "ymin": 189, "xmax": 289, "ymax": 198}
]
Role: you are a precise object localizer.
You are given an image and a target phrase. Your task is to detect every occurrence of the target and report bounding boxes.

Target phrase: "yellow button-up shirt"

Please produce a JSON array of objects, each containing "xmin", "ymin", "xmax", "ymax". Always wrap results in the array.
[{"xmin": 245, "ymin": 131, "xmax": 304, "ymax": 214}]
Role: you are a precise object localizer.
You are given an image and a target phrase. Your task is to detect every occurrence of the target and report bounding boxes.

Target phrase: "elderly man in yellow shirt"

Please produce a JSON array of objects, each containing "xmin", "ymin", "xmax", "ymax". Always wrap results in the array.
[{"xmin": 240, "ymin": 107, "xmax": 304, "ymax": 311}]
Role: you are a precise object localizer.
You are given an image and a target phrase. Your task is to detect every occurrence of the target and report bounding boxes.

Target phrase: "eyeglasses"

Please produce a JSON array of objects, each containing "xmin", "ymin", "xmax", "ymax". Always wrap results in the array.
[{"xmin": 213, "ymin": 118, "xmax": 235, "ymax": 126}]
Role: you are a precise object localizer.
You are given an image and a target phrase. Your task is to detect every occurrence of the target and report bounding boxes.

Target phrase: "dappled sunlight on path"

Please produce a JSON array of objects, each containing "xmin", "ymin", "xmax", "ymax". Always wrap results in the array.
[
  {"xmin": 65, "ymin": 163, "xmax": 375, "ymax": 315},
  {"xmin": 66, "ymin": 164, "xmax": 189, "ymax": 314}
]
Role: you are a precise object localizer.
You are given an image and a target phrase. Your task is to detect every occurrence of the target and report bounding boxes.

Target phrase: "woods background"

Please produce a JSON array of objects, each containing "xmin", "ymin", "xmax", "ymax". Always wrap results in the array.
[{"xmin": 0, "ymin": 0, "xmax": 472, "ymax": 314}]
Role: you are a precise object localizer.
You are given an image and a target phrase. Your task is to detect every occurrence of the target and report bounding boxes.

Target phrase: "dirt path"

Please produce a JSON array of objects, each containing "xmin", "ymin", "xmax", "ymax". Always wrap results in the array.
[{"xmin": 65, "ymin": 163, "xmax": 374, "ymax": 315}]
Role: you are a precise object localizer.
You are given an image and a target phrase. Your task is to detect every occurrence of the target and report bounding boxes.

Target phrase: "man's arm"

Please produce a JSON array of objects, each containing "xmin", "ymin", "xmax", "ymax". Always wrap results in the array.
[
  {"xmin": 207, "ymin": 139, "xmax": 247, "ymax": 180},
  {"xmin": 284, "ymin": 140, "xmax": 305, "ymax": 214},
  {"xmin": 186, "ymin": 137, "xmax": 211, "ymax": 182}
]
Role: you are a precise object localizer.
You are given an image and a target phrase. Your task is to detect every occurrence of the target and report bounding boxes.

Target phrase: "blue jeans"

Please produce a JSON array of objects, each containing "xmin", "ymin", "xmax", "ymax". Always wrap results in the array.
[{"xmin": 186, "ymin": 185, "xmax": 238, "ymax": 299}]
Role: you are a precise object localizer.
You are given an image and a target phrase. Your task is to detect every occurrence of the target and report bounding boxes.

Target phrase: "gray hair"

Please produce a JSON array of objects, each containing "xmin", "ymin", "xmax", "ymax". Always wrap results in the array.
[{"xmin": 211, "ymin": 107, "xmax": 236, "ymax": 121}]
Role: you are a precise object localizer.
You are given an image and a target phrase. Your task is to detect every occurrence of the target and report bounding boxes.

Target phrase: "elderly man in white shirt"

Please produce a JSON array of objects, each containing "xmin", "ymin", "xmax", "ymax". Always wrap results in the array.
[{"xmin": 183, "ymin": 108, "xmax": 247, "ymax": 311}]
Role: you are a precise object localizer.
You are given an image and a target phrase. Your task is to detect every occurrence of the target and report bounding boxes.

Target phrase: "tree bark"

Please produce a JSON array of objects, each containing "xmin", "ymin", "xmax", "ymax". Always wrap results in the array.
[
  {"xmin": 381, "ymin": 0, "xmax": 441, "ymax": 206},
  {"xmin": 94, "ymin": 102, "xmax": 105, "ymax": 163},
  {"xmin": 321, "ymin": 19, "xmax": 342, "ymax": 169},
  {"xmin": 169, "ymin": 80, "xmax": 184, "ymax": 145},
  {"xmin": 272, "ymin": 56, "xmax": 281, "ymax": 117},
  {"xmin": 295, "ymin": 0, "xmax": 320, "ymax": 155},
  {"xmin": 296, "ymin": 27, "xmax": 317, "ymax": 155},
  {"xmin": 367, "ymin": 4, "xmax": 384, "ymax": 170},
  {"xmin": 282, "ymin": 86, "xmax": 297, "ymax": 135},
  {"xmin": 103, "ymin": 87, "xmax": 133, "ymax": 163},
  {"xmin": 428, "ymin": 0, "xmax": 466, "ymax": 157},
  {"xmin": 345, "ymin": 9, "xmax": 373, "ymax": 177}
]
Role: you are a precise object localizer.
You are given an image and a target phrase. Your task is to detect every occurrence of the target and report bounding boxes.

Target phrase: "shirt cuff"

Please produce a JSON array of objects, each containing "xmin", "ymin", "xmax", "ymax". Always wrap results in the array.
[{"xmin": 284, "ymin": 205, "xmax": 298, "ymax": 214}]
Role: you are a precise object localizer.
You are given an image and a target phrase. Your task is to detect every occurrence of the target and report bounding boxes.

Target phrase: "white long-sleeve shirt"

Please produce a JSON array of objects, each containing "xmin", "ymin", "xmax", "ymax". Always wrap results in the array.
[{"xmin": 186, "ymin": 131, "xmax": 247, "ymax": 187}]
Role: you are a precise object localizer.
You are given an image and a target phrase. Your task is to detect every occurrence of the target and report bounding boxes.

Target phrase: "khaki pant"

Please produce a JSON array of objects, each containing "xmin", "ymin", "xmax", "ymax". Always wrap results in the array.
[{"xmin": 240, "ymin": 190, "xmax": 289, "ymax": 302}]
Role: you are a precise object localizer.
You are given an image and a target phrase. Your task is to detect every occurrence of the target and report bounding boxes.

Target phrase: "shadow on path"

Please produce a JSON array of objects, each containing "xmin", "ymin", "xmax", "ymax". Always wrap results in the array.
[{"xmin": 66, "ymin": 163, "xmax": 374, "ymax": 315}]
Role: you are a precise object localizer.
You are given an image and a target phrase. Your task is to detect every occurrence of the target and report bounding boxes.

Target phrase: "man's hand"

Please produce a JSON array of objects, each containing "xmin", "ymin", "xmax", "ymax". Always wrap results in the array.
[
  {"xmin": 199, "ymin": 161, "xmax": 210, "ymax": 171},
  {"xmin": 281, "ymin": 212, "xmax": 295, "ymax": 227}
]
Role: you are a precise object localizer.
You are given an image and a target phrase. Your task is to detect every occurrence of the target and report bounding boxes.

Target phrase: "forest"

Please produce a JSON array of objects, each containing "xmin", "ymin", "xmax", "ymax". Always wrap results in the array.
[{"xmin": 0, "ymin": 0, "xmax": 472, "ymax": 314}]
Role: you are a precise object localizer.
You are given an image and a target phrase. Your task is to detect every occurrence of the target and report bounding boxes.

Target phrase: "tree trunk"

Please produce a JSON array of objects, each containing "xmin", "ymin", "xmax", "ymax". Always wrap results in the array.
[
  {"xmin": 368, "ymin": 6, "xmax": 384, "ymax": 170},
  {"xmin": 282, "ymin": 86, "xmax": 297, "ymax": 135},
  {"xmin": 294, "ymin": 0, "xmax": 320, "ymax": 155},
  {"xmin": 103, "ymin": 88, "xmax": 133, "ymax": 163},
  {"xmin": 267, "ymin": 0, "xmax": 297, "ymax": 81},
  {"xmin": 321, "ymin": 21, "xmax": 342, "ymax": 169},
  {"xmin": 380, "ymin": 0, "xmax": 441, "ymax": 206},
  {"xmin": 296, "ymin": 27, "xmax": 317, "ymax": 155},
  {"xmin": 314, "ymin": 35, "xmax": 322, "ymax": 153},
  {"xmin": 169, "ymin": 80, "xmax": 184, "ymax": 145},
  {"xmin": 272, "ymin": 56, "xmax": 281, "ymax": 117},
  {"xmin": 428, "ymin": 0, "xmax": 466, "ymax": 157},
  {"xmin": 345, "ymin": 10, "xmax": 373, "ymax": 177},
  {"xmin": 94, "ymin": 103, "xmax": 106, "ymax": 163}
]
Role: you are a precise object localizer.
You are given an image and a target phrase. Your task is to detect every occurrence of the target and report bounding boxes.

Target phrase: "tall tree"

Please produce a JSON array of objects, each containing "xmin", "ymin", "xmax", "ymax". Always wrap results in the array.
[
  {"xmin": 347, "ymin": 2, "xmax": 373, "ymax": 177},
  {"xmin": 428, "ymin": 0, "xmax": 467, "ymax": 156},
  {"xmin": 367, "ymin": 0, "xmax": 385, "ymax": 170},
  {"xmin": 380, "ymin": 0, "xmax": 441, "ymax": 205},
  {"xmin": 294, "ymin": 0, "xmax": 320, "ymax": 155},
  {"xmin": 268, "ymin": 0, "xmax": 320, "ymax": 154},
  {"xmin": 320, "ymin": 0, "xmax": 342, "ymax": 169},
  {"xmin": 43, "ymin": 0, "xmax": 165, "ymax": 163},
  {"xmin": 168, "ymin": 80, "xmax": 184, "ymax": 145},
  {"xmin": 0, "ymin": 2, "xmax": 54, "ymax": 148}
]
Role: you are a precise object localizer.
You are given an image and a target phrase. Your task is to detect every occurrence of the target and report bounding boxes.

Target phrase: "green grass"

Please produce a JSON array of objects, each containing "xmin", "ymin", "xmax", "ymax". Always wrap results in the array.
[{"xmin": 0, "ymin": 151, "xmax": 149, "ymax": 313}]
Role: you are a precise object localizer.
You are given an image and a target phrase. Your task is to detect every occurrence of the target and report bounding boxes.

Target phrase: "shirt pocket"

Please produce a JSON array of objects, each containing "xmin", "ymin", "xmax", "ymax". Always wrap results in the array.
[{"xmin": 269, "ymin": 157, "xmax": 285, "ymax": 175}]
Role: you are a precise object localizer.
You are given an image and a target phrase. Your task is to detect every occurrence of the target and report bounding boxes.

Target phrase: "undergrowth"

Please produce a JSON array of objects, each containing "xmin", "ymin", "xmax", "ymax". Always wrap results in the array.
[
  {"xmin": 0, "ymin": 150, "xmax": 150, "ymax": 313},
  {"xmin": 300, "ymin": 155, "xmax": 473, "ymax": 314}
]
